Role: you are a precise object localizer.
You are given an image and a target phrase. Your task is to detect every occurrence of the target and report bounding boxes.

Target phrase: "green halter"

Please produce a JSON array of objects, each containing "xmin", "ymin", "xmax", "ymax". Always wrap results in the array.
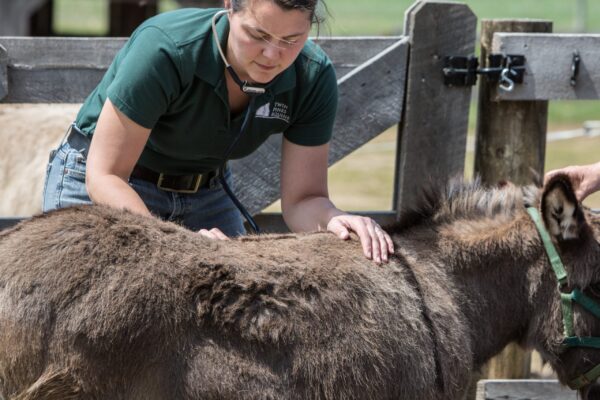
[{"xmin": 527, "ymin": 207, "xmax": 600, "ymax": 390}]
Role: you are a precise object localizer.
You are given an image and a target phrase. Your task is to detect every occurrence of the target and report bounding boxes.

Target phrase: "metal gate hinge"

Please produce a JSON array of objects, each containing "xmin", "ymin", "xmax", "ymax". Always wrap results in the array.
[{"xmin": 443, "ymin": 54, "xmax": 526, "ymax": 91}]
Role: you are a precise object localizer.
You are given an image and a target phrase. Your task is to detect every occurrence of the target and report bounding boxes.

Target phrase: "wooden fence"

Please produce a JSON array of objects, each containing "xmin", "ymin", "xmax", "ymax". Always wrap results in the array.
[{"xmin": 2, "ymin": 0, "xmax": 600, "ymax": 397}]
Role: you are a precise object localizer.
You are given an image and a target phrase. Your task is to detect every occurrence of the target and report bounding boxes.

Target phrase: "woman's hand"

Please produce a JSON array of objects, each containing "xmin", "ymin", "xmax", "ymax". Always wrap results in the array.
[
  {"xmin": 545, "ymin": 162, "xmax": 600, "ymax": 202},
  {"xmin": 327, "ymin": 214, "xmax": 394, "ymax": 264},
  {"xmin": 198, "ymin": 228, "xmax": 230, "ymax": 240}
]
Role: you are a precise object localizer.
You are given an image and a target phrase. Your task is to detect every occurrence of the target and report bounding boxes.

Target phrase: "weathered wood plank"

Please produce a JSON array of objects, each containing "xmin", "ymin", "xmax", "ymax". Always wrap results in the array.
[
  {"xmin": 476, "ymin": 379, "xmax": 577, "ymax": 400},
  {"xmin": 230, "ymin": 38, "xmax": 409, "ymax": 214},
  {"xmin": 313, "ymin": 37, "xmax": 402, "ymax": 78},
  {"xmin": 0, "ymin": 36, "xmax": 403, "ymax": 103},
  {"xmin": 0, "ymin": 37, "xmax": 126, "ymax": 103},
  {"xmin": 0, "ymin": 45, "xmax": 7, "ymax": 100},
  {"xmin": 475, "ymin": 20, "xmax": 552, "ymax": 187},
  {"xmin": 0, "ymin": 218, "xmax": 23, "ymax": 231},
  {"xmin": 7, "ymin": 68, "xmax": 108, "ymax": 103},
  {"xmin": 248, "ymin": 211, "xmax": 398, "ymax": 233},
  {"xmin": 394, "ymin": 1, "xmax": 476, "ymax": 220},
  {"xmin": 492, "ymin": 33, "xmax": 600, "ymax": 100}
]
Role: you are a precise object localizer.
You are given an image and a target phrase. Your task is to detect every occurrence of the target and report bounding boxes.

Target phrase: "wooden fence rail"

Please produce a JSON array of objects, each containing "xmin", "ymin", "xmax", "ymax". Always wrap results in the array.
[{"xmin": 476, "ymin": 379, "xmax": 577, "ymax": 400}]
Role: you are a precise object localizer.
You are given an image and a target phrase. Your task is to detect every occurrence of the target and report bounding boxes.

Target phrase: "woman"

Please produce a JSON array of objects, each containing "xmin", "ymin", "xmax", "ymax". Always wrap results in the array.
[{"xmin": 43, "ymin": 0, "xmax": 394, "ymax": 263}]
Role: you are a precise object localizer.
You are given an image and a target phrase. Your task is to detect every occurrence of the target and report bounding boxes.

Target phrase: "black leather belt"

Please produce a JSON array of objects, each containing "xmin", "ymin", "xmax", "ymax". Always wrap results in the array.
[
  {"xmin": 66, "ymin": 124, "xmax": 216, "ymax": 194},
  {"xmin": 130, "ymin": 164, "xmax": 216, "ymax": 193}
]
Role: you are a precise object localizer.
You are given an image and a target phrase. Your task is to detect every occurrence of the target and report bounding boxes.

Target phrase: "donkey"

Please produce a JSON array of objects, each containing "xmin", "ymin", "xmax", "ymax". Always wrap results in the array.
[{"xmin": 1, "ymin": 174, "xmax": 600, "ymax": 400}]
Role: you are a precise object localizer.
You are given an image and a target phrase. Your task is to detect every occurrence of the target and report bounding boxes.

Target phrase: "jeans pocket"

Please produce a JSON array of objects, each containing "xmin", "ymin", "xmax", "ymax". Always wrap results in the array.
[
  {"xmin": 64, "ymin": 151, "xmax": 87, "ymax": 179},
  {"xmin": 57, "ymin": 149, "xmax": 90, "ymax": 209}
]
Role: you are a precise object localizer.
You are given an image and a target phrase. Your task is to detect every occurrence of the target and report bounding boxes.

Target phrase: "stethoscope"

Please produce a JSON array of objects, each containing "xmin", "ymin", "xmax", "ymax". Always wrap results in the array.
[{"xmin": 211, "ymin": 9, "xmax": 267, "ymax": 234}]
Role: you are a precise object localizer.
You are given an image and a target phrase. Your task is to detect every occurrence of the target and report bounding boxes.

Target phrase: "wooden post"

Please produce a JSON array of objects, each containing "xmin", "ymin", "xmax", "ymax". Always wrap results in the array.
[
  {"xmin": 29, "ymin": 0, "xmax": 54, "ymax": 36},
  {"xmin": 109, "ymin": 0, "xmax": 158, "ymax": 37},
  {"xmin": 394, "ymin": 1, "xmax": 476, "ymax": 220},
  {"xmin": 474, "ymin": 19, "xmax": 553, "ymax": 380},
  {"xmin": 0, "ymin": 0, "xmax": 47, "ymax": 36},
  {"xmin": 474, "ymin": 20, "xmax": 552, "ymax": 187}
]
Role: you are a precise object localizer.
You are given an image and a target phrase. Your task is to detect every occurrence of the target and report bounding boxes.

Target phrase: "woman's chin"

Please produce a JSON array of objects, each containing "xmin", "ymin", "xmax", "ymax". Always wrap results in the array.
[{"xmin": 248, "ymin": 67, "xmax": 279, "ymax": 84}]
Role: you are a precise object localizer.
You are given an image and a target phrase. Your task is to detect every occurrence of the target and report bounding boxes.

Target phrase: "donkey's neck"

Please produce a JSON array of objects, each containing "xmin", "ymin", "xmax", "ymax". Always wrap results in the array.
[{"xmin": 418, "ymin": 214, "xmax": 546, "ymax": 368}]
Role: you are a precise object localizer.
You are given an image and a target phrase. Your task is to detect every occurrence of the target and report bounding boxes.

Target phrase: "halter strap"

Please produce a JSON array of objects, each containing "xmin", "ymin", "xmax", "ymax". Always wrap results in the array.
[
  {"xmin": 526, "ymin": 207, "xmax": 600, "ymax": 390},
  {"xmin": 526, "ymin": 207, "xmax": 567, "ymax": 285}
]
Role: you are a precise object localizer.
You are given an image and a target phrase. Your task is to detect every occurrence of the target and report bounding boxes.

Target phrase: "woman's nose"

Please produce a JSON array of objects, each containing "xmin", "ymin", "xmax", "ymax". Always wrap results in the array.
[{"xmin": 262, "ymin": 42, "xmax": 280, "ymax": 60}]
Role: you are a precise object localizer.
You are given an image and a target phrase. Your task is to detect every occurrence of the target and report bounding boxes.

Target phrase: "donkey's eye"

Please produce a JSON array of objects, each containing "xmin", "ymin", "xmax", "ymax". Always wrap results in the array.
[{"xmin": 555, "ymin": 206, "xmax": 563, "ymax": 215}]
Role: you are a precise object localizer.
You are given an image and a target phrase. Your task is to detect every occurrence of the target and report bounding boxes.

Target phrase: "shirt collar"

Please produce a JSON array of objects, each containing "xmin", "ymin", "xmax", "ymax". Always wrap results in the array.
[{"xmin": 196, "ymin": 9, "xmax": 296, "ymax": 96}]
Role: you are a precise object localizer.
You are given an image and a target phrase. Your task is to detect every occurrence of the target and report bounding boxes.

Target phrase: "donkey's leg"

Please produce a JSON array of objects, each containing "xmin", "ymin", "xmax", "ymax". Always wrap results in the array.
[{"xmin": 12, "ymin": 368, "xmax": 86, "ymax": 400}]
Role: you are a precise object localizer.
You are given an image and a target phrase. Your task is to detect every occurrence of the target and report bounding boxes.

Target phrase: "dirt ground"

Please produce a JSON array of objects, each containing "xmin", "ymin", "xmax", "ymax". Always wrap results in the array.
[{"xmin": 0, "ymin": 104, "xmax": 80, "ymax": 216}]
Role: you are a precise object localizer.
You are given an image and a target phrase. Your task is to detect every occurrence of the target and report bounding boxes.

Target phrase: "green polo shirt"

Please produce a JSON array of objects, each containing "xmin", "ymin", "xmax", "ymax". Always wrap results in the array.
[{"xmin": 75, "ymin": 8, "xmax": 338, "ymax": 174}]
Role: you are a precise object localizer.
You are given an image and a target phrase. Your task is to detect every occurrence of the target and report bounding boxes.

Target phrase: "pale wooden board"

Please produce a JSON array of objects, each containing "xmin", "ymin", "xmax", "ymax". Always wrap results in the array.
[
  {"xmin": 231, "ymin": 39, "xmax": 409, "ymax": 214},
  {"xmin": 0, "ymin": 37, "xmax": 127, "ymax": 103},
  {"xmin": 491, "ymin": 33, "xmax": 600, "ymax": 100},
  {"xmin": 0, "ymin": 36, "xmax": 402, "ymax": 103},
  {"xmin": 394, "ymin": 1, "xmax": 476, "ymax": 219},
  {"xmin": 313, "ymin": 37, "xmax": 402, "ymax": 78},
  {"xmin": 476, "ymin": 379, "xmax": 577, "ymax": 400}
]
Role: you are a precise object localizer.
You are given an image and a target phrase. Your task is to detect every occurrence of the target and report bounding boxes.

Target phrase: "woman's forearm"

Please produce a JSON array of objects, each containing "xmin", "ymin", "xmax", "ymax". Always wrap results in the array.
[
  {"xmin": 282, "ymin": 195, "xmax": 343, "ymax": 233},
  {"xmin": 87, "ymin": 174, "xmax": 152, "ymax": 217}
]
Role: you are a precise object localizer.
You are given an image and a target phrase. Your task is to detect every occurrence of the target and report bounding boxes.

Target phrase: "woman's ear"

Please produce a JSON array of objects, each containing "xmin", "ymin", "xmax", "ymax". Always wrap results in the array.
[
  {"xmin": 541, "ymin": 174, "xmax": 586, "ymax": 241},
  {"xmin": 223, "ymin": 0, "xmax": 232, "ymax": 9}
]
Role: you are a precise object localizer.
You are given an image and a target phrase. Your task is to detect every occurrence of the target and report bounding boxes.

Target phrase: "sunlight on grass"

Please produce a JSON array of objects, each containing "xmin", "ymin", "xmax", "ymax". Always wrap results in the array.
[
  {"xmin": 53, "ymin": 0, "xmax": 108, "ymax": 35},
  {"xmin": 266, "ymin": 127, "xmax": 600, "ymax": 213}
]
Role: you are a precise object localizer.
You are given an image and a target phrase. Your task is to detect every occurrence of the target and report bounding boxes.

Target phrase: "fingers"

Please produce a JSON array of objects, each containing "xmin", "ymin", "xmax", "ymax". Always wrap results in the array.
[
  {"xmin": 198, "ymin": 227, "xmax": 230, "ymax": 241},
  {"xmin": 367, "ymin": 220, "xmax": 394, "ymax": 264},
  {"xmin": 329, "ymin": 215, "xmax": 394, "ymax": 265}
]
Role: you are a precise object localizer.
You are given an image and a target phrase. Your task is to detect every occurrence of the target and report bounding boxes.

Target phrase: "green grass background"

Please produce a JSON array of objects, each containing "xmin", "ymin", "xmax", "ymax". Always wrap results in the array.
[
  {"xmin": 53, "ymin": 0, "xmax": 600, "ymax": 36},
  {"xmin": 51, "ymin": 0, "xmax": 600, "ymax": 209}
]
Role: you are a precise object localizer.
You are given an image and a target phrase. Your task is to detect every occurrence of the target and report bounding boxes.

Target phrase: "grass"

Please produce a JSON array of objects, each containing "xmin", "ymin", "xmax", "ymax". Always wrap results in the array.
[{"xmin": 53, "ymin": 0, "xmax": 600, "ymax": 36}]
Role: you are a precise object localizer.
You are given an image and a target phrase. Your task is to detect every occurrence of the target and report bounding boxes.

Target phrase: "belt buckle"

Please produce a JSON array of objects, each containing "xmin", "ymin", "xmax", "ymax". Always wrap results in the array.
[{"xmin": 157, "ymin": 173, "xmax": 203, "ymax": 194}]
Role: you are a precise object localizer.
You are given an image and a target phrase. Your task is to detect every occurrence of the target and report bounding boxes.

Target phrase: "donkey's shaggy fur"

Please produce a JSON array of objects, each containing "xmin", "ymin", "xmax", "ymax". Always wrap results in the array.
[{"xmin": 2, "ymin": 176, "xmax": 600, "ymax": 400}]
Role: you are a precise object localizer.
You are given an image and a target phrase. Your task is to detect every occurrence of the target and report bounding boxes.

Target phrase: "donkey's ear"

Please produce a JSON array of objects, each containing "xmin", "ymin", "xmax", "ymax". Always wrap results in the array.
[{"xmin": 541, "ymin": 174, "xmax": 585, "ymax": 241}]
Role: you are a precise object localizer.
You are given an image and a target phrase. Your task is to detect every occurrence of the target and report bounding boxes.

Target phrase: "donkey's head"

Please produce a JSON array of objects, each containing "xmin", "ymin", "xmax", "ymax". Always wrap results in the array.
[{"xmin": 533, "ymin": 174, "xmax": 600, "ymax": 399}]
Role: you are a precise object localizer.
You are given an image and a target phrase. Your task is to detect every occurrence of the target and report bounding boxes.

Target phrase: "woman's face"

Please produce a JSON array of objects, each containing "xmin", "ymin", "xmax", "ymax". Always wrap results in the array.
[{"xmin": 226, "ymin": 0, "xmax": 312, "ymax": 84}]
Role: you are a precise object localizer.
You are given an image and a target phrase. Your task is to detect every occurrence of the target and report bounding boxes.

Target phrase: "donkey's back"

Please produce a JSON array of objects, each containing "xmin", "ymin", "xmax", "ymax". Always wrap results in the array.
[{"xmin": 0, "ymin": 205, "xmax": 468, "ymax": 400}]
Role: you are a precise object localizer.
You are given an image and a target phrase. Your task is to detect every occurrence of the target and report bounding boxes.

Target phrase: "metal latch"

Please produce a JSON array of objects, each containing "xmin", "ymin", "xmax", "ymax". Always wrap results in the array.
[{"xmin": 443, "ymin": 54, "xmax": 526, "ymax": 91}]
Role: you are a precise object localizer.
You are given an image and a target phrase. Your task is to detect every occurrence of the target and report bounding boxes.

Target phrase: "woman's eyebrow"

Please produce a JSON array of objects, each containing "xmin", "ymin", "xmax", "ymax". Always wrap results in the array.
[{"xmin": 243, "ymin": 23, "xmax": 306, "ymax": 39}]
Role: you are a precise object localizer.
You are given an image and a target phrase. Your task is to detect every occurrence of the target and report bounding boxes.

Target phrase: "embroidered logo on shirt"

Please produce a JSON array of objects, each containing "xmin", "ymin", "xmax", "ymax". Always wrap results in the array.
[{"xmin": 255, "ymin": 101, "xmax": 290, "ymax": 123}]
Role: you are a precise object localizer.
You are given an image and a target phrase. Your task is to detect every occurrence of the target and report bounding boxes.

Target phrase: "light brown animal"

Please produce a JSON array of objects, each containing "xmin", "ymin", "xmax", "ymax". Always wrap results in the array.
[{"xmin": 1, "ymin": 175, "xmax": 600, "ymax": 399}]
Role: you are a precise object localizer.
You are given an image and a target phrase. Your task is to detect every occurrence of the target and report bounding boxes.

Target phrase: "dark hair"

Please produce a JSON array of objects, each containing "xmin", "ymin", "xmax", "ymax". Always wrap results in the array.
[{"xmin": 230, "ymin": 0, "xmax": 329, "ymax": 28}]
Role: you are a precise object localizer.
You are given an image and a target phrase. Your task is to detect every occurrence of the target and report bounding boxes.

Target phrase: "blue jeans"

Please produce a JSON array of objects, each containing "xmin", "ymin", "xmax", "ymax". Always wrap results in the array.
[{"xmin": 42, "ymin": 140, "xmax": 246, "ymax": 236}]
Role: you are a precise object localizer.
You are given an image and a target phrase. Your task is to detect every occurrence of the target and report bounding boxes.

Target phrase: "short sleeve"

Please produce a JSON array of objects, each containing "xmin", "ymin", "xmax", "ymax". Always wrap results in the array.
[
  {"xmin": 283, "ymin": 62, "xmax": 338, "ymax": 146},
  {"xmin": 106, "ymin": 27, "xmax": 183, "ymax": 129}
]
